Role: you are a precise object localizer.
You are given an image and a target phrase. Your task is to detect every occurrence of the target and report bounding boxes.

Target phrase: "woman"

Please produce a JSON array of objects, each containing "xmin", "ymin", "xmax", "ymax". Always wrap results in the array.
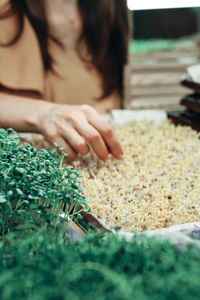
[{"xmin": 0, "ymin": 0, "xmax": 129, "ymax": 160}]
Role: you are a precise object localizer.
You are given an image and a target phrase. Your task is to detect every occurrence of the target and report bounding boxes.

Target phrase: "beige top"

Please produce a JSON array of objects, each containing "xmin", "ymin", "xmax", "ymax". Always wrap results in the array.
[{"xmin": 0, "ymin": 0, "xmax": 121, "ymax": 113}]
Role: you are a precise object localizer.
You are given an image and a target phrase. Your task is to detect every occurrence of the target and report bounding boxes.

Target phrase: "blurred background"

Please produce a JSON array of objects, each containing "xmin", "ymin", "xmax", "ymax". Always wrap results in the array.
[{"xmin": 125, "ymin": 1, "xmax": 200, "ymax": 111}]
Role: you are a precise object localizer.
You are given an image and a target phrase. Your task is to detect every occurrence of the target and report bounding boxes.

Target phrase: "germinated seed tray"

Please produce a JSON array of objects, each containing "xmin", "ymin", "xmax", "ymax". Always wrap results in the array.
[
  {"xmin": 74, "ymin": 110, "xmax": 200, "ymax": 247},
  {"xmin": 112, "ymin": 110, "xmax": 200, "ymax": 246}
]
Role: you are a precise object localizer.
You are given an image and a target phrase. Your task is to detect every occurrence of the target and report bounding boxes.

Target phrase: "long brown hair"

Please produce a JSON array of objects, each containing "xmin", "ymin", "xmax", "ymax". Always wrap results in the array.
[
  {"xmin": 77, "ymin": 0, "xmax": 129, "ymax": 98},
  {"xmin": 0, "ymin": 0, "xmax": 61, "ymax": 72},
  {"xmin": 0, "ymin": 0, "xmax": 129, "ymax": 98}
]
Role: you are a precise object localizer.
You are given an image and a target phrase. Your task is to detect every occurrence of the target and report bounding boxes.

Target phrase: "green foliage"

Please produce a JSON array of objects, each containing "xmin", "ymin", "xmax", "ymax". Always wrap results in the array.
[
  {"xmin": 0, "ymin": 231, "xmax": 200, "ymax": 300},
  {"xmin": 129, "ymin": 38, "xmax": 191, "ymax": 53},
  {"xmin": 0, "ymin": 129, "xmax": 88, "ymax": 235},
  {"xmin": 1, "ymin": 128, "xmax": 200, "ymax": 300}
]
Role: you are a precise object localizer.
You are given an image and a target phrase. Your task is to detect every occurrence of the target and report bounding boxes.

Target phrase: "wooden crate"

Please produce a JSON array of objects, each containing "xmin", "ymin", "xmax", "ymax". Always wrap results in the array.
[{"xmin": 123, "ymin": 49, "xmax": 200, "ymax": 110}]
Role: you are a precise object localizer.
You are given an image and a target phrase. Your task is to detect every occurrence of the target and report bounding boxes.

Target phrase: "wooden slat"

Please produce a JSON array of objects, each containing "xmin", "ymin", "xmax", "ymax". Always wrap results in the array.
[
  {"xmin": 130, "ymin": 72, "xmax": 185, "ymax": 86},
  {"xmin": 130, "ymin": 51, "xmax": 199, "ymax": 60},
  {"xmin": 130, "ymin": 85, "xmax": 188, "ymax": 97},
  {"xmin": 129, "ymin": 97, "xmax": 184, "ymax": 110},
  {"xmin": 129, "ymin": 63, "xmax": 195, "ymax": 73}
]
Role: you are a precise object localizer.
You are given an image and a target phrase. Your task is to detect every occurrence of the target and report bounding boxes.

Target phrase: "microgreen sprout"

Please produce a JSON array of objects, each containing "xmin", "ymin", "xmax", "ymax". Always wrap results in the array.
[{"xmin": 0, "ymin": 129, "xmax": 88, "ymax": 236}]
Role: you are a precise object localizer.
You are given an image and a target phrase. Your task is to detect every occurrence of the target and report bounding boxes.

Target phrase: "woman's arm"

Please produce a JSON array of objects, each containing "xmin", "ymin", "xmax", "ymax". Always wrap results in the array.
[{"xmin": 0, "ymin": 92, "xmax": 123, "ymax": 160}]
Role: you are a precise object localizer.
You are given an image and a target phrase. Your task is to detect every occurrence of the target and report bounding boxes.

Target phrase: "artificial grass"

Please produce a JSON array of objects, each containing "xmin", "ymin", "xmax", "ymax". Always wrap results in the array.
[{"xmin": 0, "ymin": 230, "xmax": 200, "ymax": 300}]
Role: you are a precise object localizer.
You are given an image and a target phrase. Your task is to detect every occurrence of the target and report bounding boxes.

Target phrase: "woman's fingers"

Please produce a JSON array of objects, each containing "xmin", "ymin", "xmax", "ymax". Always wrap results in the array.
[
  {"xmin": 75, "ymin": 120, "xmax": 109, "ymax": 160},
  {"xmin": 56, "ymin": 121, "xmax": 90, "ymax": 155},
  {"xmin": 48, "ymin": 134, "xmax": 78, "ymax": 161},
  {"xmin": 81, "ymin": 105, "xmax": 123, "ymax": 160},
  {"xmin": 39, "ymin": 103, "xmax": 123, "ymax": 160}
]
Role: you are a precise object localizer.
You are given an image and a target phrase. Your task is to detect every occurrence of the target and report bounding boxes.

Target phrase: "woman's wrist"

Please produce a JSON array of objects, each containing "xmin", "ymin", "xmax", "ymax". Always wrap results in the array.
[
  {"xmin": 25, "ymin": 99, "xmax": 56, "ymax": 134},
  {"xmin": 0, "ymin": 92, "xmax": 55, "ymax": 133}
]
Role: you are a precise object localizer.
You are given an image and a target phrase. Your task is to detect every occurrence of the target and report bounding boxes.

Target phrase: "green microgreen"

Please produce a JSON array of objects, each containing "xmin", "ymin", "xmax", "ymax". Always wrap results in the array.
[
  {"xmin": 0, "ymin": 128, "xmax": 88, "ymax": 236},
  {"xmin": 0, "ymin": 230, "xmax": 200, "ymax": 300}
]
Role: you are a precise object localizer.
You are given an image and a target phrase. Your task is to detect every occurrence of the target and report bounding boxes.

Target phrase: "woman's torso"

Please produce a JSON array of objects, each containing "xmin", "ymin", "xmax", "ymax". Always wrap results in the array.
[{"xmin": 0, "ymin": 0, "xmax": 121, "ymax": 113}]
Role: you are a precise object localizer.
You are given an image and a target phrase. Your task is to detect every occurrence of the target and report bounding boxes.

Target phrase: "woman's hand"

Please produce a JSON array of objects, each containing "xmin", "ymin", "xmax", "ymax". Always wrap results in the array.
[
  {"xmin": 37, "ymin": 103, "xmax": 123, "ymax": 161},
  {"xmin": 0, "ymin": 93, "xmax": 123, "ymax": 161}
]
